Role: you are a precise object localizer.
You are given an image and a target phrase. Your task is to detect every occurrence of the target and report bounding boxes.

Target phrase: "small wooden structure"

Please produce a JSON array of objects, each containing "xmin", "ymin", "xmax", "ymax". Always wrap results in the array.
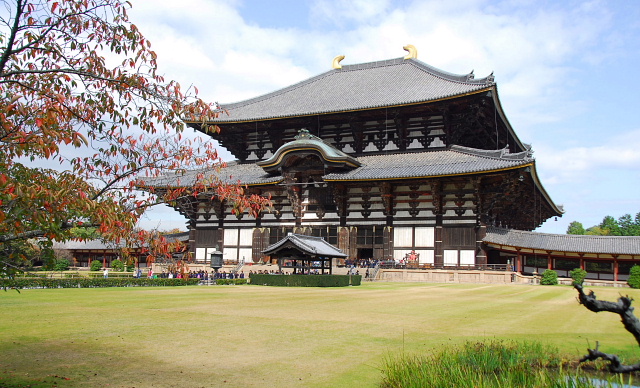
[{"xmin": 262, "ymin": 233, "xmax": 348, "ymax": 275}]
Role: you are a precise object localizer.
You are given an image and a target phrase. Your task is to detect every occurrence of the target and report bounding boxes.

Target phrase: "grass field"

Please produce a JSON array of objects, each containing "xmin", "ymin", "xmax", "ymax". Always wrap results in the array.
[{"xmin": 1, "ymin": 282, "xmax": 640, "ymax": 387}]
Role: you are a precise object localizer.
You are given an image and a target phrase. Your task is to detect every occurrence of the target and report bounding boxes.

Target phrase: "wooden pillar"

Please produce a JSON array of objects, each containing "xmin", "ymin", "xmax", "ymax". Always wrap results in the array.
[
  {"xmin": 434, "ymin": 215, "xmax": 444, "ymax": 267},
  {"xmin": 338, "ymin": 227, "xmax": 351, "ymax": 260},
  {"xmin": 613, "ymin": 256, "xmax": 619, "ymax": 282},
  {"xmin": 579, "ymin": 254, "xmax": 585, "ymax": 270},
  {"xmin": 293, "ymin": 185, "xmax": 302, "ymax": 227},
  {"xmin": 547, "ymin": 252, "xmax": 553, "ymax": 270},
  {"xmin": 475, "ymin": 225, "xmax": 487, "ymax": 268},
  {"xmin": 189, "ymin": 228, "xmax": 196, "ymax": 260},
  {"xmin": 516, "ymin": 251, "xmax": 523, "ymax": 273}
]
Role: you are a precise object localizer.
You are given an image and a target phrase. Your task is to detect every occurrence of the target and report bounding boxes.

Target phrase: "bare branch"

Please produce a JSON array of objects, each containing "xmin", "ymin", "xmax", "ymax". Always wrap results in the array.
[{"xmin": 575, "ymin": 283, "xmax": 640, "ymax": 372}]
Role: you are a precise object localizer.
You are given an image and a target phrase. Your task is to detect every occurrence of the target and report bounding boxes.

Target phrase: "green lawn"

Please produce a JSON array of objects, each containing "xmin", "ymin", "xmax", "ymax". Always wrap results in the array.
[{"xmin": 1, "ymin": 283, "xmax": 639, "ymax": 387}]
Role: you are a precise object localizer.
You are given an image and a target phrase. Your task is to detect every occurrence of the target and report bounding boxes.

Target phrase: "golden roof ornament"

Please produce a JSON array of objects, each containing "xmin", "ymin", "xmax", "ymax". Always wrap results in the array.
[
  {"xmin": 332, "ymin": 55, "xmax": 345, "ymax": 69},
  {"xmin": 403, "ymin": 44, "xmax": 418, "ymax": 60}
]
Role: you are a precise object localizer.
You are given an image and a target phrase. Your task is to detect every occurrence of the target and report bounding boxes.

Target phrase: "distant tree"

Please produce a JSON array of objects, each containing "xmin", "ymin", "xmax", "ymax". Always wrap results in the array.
[
  {"xmin": 160, "ymin": 228, "xmax": 186, "ymax": 235},
  {"xmin": 585, "ymin": 226, "xmax": 609, "ymax": 235},
  {"xmin": 566, "ymin": 221, "xmax": 586, "ymax": 235},
  {"xmin": 69, "ymin": 226, "xmax": 101, "ymax": 240},
  {"xmin": 618, "ymin": 214, "xmax": 640, "ymax": 236},
  {"xmin": 600, "ymin": 215, "xmax": 621, "ymax": 236},
  {"xmin": 574, "ymin": 212, "xmax": 640, "ymax": 236}
]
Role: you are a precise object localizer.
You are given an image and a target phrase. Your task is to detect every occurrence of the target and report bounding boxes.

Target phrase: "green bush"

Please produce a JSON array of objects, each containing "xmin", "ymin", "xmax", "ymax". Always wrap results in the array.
[
  {"xmin": 53, "ymin": 259, "xmax": 70, "ymax": 271},
  {"xmin": 540, "ymin": 269, "xmax": 558, "ymax": 285},
  {"xmin": 1, "ymin": 277, "xmax": 200, "ymax": 289},
  {"xmin": 90, "ymin": 260, "xmax": 102, "ymax": 271},
  {"xmin": 111, "ymin": 259, "xmax": 124, "ymax": 272},
  {"xmin": 249, "ymin": 274, "xmax": 361, "ymax": 287},
  {"xmin": 216, "ymin": 278, "xmax": 248, "ymax": 285},
  {"xmin": 628, "ymin": 265, "xmax": 640, "ymax": 289},
  {"xmin": 569, "ymin": 268, "xmax": 587, "ymax": 286}
]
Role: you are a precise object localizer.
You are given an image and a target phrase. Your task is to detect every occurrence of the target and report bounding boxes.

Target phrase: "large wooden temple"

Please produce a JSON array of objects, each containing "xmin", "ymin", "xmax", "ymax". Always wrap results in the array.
[{"xmin": 145, "ymin": 46, "xmax": 564, "ymax": 269}]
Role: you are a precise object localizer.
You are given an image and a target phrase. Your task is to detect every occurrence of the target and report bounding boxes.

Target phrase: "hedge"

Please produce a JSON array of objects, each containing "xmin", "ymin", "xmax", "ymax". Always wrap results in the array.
[
  {"xmin": 1, "ymin": 277, "xmax": 200, "ymax": 289},
  {"xmin": 249, "ymin": 274, "xmax": 361, "ymax": 287},
  {"xmin": 215, "ymin": 278, "xmax": 248, "ymax": 285}
]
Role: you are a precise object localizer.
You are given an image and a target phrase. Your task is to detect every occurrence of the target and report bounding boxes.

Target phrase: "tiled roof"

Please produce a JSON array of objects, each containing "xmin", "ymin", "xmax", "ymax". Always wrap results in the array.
[
  {"xmin": 53, "ymin": 239, "xmax": 116, "ymax": 250},
  {"xmin": 208, "ymin": 57, "xmax": 493, "ymax": 123},
  {"xmin": 53, "ymin": 232, "xmax": 190, "ymax": 251},
  {"xmin": 323, "ymin": 146, "xmax": 532, "ymax": 181},
  {"xmin": 143, "ymin": 146, "xmax": 531, "ymax": 188},
  {"xmin": 141, "ymin": 162, "xmax": 282, "ymax": 188},
  {"xmin": 262, "ymin": 233, "xmax": 348, "ymax": 257},
  {"xmin": 484, "ymin": 227, "xmax": 640, "ymax": 255},
  {"xmin": 143, "ymin": 146, "xmax": 532, "ymax": 188}
]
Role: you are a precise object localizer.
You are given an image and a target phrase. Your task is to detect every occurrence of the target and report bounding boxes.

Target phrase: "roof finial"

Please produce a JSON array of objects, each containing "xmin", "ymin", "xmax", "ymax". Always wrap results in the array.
[
  {"xmin": 332, "ymin": 55, "xmax": 345, "ymax": 69},
  {"xmin": 403, "ymin": 44, "xmax": 417, "ymax": 60}
]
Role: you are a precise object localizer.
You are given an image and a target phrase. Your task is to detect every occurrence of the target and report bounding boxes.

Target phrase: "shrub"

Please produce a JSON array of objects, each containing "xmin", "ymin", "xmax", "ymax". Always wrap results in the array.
[
  {"xmin": 90, "ymin": 260, "xmax": 102, "ymax": 271},
  {"xmin": 111, "ymin": 259, "xmax": 124, "ymax": 272},
  {"xmin": 1, "ymin": 277, "xmax": 200, "ymax": 289},
  {"xmin": 540, "ymin": 269, "xmax": 558, "ymax": 285},
  {"xmin": 628, "ymin": 265, "xmax": 640, "ymax": 289},
  {"xmin": 569, "ymin": 268, "xmax": 587, "ymax": 286},
  {"xmin": 249, "ymin": 274, "xmax": 361, "ymax": 287},
  {"xmin": 53, "ymin": 258, "xmax": 70, "ymax": 271},
  {"xmin": 216, "ymin": 278, "xmax": 248, "ymax": 285}
]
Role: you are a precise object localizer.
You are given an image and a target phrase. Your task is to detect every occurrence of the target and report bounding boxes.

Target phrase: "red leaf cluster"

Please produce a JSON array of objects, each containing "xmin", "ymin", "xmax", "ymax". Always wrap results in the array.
[{"xmin": 0, "ymin": 0, "xmax": 270, "ymax": 246}]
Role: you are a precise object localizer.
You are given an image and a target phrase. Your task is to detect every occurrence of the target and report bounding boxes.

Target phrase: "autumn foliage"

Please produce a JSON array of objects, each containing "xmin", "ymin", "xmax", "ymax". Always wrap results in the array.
[{"xmin": 0, "ymin": 0, "xmax": 270, "ymax": 247}]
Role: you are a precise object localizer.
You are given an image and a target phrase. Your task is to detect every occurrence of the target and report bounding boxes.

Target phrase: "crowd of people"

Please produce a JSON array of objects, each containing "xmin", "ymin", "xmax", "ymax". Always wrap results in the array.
[
  {"xmin": 342, "ymin": 258, "xmax": 380, "ymax": 268},
  {"xmin": 138, "ymin": 269, "xmax": 247, "ymax": 280}
]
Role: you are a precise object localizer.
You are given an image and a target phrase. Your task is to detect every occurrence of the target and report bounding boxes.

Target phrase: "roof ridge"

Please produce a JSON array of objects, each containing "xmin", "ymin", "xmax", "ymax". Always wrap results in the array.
[
  {"xmin": 293, "ymin": 234, "xmax": 348, "ymax": 255},
  {"xmin": 407, "ymin": 58, "xmax": 494, "ymax": 85},
  {"xmin": 451, "ymin": 145, "xmax": 534, "ymax": 162},
  {"xmin": 339, "ymin": 57, "xmax": 494, "ymax": 85},
  {"xmin": 220, "ymin": 57, "xmax": 494, "ymax": 111},
  {"xmin": 290, "ymin": 234, "xmax": 316, "ymax": 253},
  {"xmin": 487, "ymin": 226, "xmax": 640, "ymax": 239}
]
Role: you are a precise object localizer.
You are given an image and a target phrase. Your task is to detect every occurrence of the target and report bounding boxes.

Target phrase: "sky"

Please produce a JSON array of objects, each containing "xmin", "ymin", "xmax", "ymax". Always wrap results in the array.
[{"xmin": 128, "ymin": 0, "xmax": 640, "ymax": 235}]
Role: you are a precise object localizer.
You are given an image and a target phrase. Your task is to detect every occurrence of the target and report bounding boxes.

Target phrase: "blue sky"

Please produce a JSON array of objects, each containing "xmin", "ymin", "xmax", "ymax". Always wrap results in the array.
[{"xmin": 130, "ymin": 0, "xmax": 640, "ymax": 234}]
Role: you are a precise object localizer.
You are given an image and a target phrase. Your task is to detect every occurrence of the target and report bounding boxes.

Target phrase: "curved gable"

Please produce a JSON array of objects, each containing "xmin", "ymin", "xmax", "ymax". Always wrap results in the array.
[{"xmin": 257, "ymin": 129, "xmax": 361, "ymax": 173}]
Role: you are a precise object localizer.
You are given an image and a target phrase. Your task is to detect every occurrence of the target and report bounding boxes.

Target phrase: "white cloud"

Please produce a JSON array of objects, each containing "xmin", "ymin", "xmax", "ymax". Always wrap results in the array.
[
  {"xmin": 534, "ymin": 128, "xmax": 640, "ymax": 190},
  {"xmin": 310, "ymin": 0, "xmax": 392, "ymax": 26},
  {"xmin": 125, "ymin": 0, "xmax": 638, "ymax": 232}
]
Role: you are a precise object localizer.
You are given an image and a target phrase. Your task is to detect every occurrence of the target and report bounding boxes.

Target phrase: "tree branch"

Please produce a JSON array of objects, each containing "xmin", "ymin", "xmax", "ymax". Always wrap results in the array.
[
  {"xmin": 0, "ymin": 222, "xmax": 99, "ymax": 243},
  {"xmin": 0, "ymin": 0, "xmax": 24, "ymax": 74},
  {"xmin": 575, "ymin": 283, "xmax": 640, "ymax": 372}
]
